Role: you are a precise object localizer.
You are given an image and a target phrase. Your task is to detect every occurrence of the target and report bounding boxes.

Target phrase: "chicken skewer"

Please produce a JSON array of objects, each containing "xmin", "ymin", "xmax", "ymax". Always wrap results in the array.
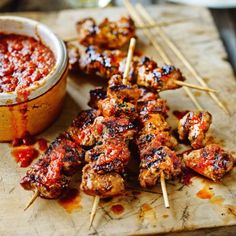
[
  {"xmin": 22, "ymin": 109, "xmax": 98, "ymax": 208},
  {"xmin": 71, "ymin": 45, "xmax": 217, "ymax": 93},
  {"xmin": 87, "ymin": 37, "xmax": 137, "ymax": 228},
  {"xmin": 135, "ymin": 3, "xmax": 229, "ymax": 115},
  {"xmin": 136, "ymin": 89, "xmax": 181, "ymax": 207},
  {"xmin": 64, "ymin": 16, "xmax": 196, "ymax": 44}
]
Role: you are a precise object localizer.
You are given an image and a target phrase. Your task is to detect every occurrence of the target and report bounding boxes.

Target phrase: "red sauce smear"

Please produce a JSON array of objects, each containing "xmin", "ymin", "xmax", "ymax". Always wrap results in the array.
[
  {"xmin": 111, "ymin": 204, "xmax": 124, "ymax": 215},
  {"xmin": 173, "ymin": 110, "xmax": 189, "ymax": 120},
  {"xmin": 0, "ymin": 33, "xmax": 55, "ymax": 93},
  {"xmin": 58, "ymin": 188, "xmax": 80, "ymax": 213},
  {"xmin": 11, "ymin": 146, "xmax": 39, "ymax": 167},
  {"xmin": 37, "ymin": 138, "xmax": 48, "ymax": 152}
]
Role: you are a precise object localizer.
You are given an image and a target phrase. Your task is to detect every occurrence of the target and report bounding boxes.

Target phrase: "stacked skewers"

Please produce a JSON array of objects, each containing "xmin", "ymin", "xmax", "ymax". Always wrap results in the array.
[{"xmin": 20, "ymin": 9, "xmax": 235, "ymax": 231}]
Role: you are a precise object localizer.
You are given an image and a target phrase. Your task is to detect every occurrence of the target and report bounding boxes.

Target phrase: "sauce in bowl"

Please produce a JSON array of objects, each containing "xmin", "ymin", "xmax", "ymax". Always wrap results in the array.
[{"xmin": 0, "ymin": 33, "xmax": 55, "ymax": 93}]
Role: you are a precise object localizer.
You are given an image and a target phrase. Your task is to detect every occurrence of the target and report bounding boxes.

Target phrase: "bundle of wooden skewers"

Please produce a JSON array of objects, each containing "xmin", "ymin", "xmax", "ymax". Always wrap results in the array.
[{"xmin": 20, "ymin": 0, "xmax": 235, "ymax": 230}]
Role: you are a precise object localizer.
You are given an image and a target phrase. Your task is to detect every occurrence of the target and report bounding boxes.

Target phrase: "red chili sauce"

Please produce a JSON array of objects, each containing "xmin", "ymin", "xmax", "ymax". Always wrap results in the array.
[{"xmin": 0, "ymin": 33, "xmax": 55, "ymax": 93}]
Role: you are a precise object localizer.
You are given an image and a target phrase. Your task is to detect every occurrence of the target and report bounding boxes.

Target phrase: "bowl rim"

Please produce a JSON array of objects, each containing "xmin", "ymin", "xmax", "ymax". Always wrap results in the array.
[{"xmin": 0, "ymin": 16, "xmax": 68, "ymax": 106}]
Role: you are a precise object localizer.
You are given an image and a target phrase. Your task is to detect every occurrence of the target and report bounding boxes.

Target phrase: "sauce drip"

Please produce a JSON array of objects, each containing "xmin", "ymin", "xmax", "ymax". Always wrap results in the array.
[
  {"xmin": 173, "ymin": 110, "xmax": 189, "ymax": 120},
  {"xmin": 196, "ymin": 184, "xmax": 214, "ymax": 199},
  {"xmin": 11, "ymin": 146, "xmax": 39, "ymax": 167},
  {"xmin": 12, "ymin": 131, "xmax": 36, "ymax": 147},
  {"xmin": 58, "ymin": 188, "xmax": 80, "ymax": 213},
  {"xmin": 111, "ymin": 204, "xmax": 124, "ymax": 215}
]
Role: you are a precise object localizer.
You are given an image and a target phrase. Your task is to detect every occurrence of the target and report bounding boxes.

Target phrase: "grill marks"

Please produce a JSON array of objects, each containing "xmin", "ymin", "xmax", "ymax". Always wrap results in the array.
[
  {"xmin": 20, "ymin": 110, "xmax": 97, "ymax": 199},
  {"xmin": 136, "ymin": 90, "xmax": 181, "ymax": 188},
  {"xmin": 183, "ymin": 144, "xmax": 234, "ymax": 182},
  {"xmin": 178, "ymin": 111, "xmax": 212, "ymax": 149},
  {"xmin": 76, "ymin": 17, "xmax": 135, "ymax": 49}
]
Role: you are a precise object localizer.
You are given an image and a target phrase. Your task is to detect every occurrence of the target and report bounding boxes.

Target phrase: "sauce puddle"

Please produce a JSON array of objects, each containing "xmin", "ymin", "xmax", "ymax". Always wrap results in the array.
[
  {"xmin": 58, "ymin": 188, "xmax": 81, "ymax": 213},
  {"xmin": 111, "ymin": 204, "xmax": 124, "ymax": 215},
  {"xmin": 11, "ymin": 146, "xmax": 39, "ymax": 167}
]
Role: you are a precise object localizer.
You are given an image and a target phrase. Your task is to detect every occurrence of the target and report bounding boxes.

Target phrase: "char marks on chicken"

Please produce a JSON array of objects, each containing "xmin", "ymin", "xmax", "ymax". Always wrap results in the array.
[
  {"xmin": 76, "ymin": 17, "xmax": 135, "ymax": 49},
  {"xmin": 183, "ymin": 144, "xmax": 234, "ymax": 182},
  {"xmin": 178, "ymin": 111, "xmax": 212, "ymax": 149}
]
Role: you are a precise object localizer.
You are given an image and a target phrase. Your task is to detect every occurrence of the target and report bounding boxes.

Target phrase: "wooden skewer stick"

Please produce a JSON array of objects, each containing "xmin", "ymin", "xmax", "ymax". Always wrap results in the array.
[
  {"xmin": 160, "ymin": 171, "xmax": 170, "ymax": 208},
  {"xmin": 89, "ymin": 37, "xmax": 137, "ymax": 229},
  {"xmin": 135, "ymin": 3, "xmax": 229, "ymax": 115},
  {"xmin": 24, "ymin": 190, "xmax": 39, "ymax": 211},
  {"xmin": 89, "ymin": 195, "xmax": 100, "ymax": 229},
  {"xmin": 123, "ymin": 37, "xmax": 136, "ymax": 84},
  {"xmin": 175, "ymin": 81, "xmax": 217, "ymax": 93},
  {"xmin": 123, "ymin": 0, "xmax": 203, "ymax": 111}
]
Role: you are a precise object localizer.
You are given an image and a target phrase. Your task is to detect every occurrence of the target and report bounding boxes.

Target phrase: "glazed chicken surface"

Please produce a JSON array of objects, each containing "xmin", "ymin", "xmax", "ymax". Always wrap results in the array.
[
  {"xmin": 20, "ymin": 109, "xmax": 99, "ymax": 198},
  {"xmin": 183, "ymin": 144, "xmax": 234, "ymax": 182},
  {"xmin": 178, "ymin": 111, "xmax": 212, "ymax": 149},
  {"xmin": 76, "ymin": 16, "xmax": 136, "ymax": 49}
]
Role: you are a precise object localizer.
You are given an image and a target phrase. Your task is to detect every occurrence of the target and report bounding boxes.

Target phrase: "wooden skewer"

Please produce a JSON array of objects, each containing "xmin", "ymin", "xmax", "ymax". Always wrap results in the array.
[
  {"xmin": 123, "ymin": 0, "xmax": 203, "ymax": 111},
  {"xmin": 123, "ymin": 37, "xmax": 136, "ymax": 84},
  {"xmin": 89, "ymin": 195, "xmax": 100, "ymax": 229},
  {"xmin": 175, "ymin": 81, "xmax": 217, "ymax": 93},
  {"xmin": 24, "ymin": 190, "xmax": 39, "ymax": 211},
  {"xmin": 89, "ymin": 37, "xmax": 137, "ymax": 229},
  {"xmin": 135, "ymin": 3, "xmax": 229, "ymax": 115},
  {"xmin": 160, "ymin": 171, "xmax": 170, "ymax": 208}
]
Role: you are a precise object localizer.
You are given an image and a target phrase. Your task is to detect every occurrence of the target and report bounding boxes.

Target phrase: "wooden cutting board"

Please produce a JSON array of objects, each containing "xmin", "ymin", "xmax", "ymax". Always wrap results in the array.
[{"xmin": 1, "ymin": 5, "xmax": 236, "ymax": 236}]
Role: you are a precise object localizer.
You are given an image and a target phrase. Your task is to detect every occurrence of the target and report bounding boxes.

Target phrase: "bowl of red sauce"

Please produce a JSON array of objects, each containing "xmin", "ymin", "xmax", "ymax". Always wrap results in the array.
[{"xmin": 0, "ymin": 16, "xmax": 68, "ymax": 141}]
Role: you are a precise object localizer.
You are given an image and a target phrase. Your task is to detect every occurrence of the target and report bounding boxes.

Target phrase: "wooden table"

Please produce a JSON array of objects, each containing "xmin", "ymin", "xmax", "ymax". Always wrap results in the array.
[{"xmin": 0, "ymin": 5, "xmax": 236, "ymax": 236}]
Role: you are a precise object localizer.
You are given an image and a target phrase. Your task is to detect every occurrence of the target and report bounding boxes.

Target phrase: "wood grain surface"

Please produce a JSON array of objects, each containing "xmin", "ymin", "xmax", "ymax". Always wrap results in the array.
[{"xmin": 0, "ymin": 5, "xmax": 236, "ymax": 236}]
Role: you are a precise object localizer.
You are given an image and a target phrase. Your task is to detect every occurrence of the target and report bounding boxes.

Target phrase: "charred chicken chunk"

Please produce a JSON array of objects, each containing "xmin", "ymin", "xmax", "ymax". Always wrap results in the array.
[
  {"xmin": 97, "ymin": 97, "xmax": 137, "ymax": 118},
  {"xmin": 88, "ymin": 87, "xmax": 107, "ymax": 109},
  {"xmin": 139, "ymin": 146, "xmax": 181, "ymax": 188},
  {"xmin": 85, "ymin": 138, "xmax": 130, "ymax": 174},
  {"xmin": 20, "ymin": 134, "xmax": 84, "ymax": 199},
  {"xmin": 67, "ymin": 109, "xmax": 98, "ymax": 147},
  {"xmin": 81, "ymin": 164, "xmax": 125, "ymax": 198},
  {"xmin": 178, "ymin": 111, "xmax": 212, "ymax": 149},
  {"xmin": 183, "ymin": 144, "xmax": 234, "ymax": 182},
  {"xmin": 136, "ymin": 57, "xmax": 185, "ymax": 91},
  {"xmin": 76, "ymin": 17, "xmax": 135, "ymax": 49}
]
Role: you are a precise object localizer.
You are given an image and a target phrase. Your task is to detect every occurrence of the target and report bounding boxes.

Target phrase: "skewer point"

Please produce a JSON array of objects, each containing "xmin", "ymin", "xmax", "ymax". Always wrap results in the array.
[{"xmin": 24, "ymin": 190, "xmax": 39, "ymax": 211}]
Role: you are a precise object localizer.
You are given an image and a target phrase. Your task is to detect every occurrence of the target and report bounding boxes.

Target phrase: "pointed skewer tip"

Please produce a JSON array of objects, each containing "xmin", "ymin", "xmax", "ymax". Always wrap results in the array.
[{"xmin": 24, "ymin": 190, "xmax": 39, "ymax": 211}]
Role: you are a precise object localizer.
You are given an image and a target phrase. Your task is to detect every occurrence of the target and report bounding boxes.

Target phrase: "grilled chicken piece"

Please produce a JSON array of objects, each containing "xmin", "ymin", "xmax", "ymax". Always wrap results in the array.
[
  {"xmin": 20, "ymin": 134, "xmax": 84, "ymax": 199},
  {"xmin": 136, "ymin": 57, "xmax": 185, "ymax": 91},
  {"xmin": 97, "ymin": 97, "xmax": 137, "ymax": 118},
  {"xmin": 85, "ymin": 138, "xmax": 130, "ymax": 174},
  {"xmin": 139, "ymin": 146, "xmax": 181, "ymax": 188},
  {"xmin": 183, "ymin": 144, "xmax": 234, "ymax": 182},
  {"xmin": 107, "ymin": 74, "xmax": 141, "ymax": 101},
  {"xmin": 88, "ymin": 87, "xmax": 107, "ymax": 109},
  {"xmin": 178, "ymin": 111, "xmax": 212, "ymax": 149},
  {"xmin": 137, "ymin": 132, "xmax": 178, "ymax": 153},
  {"xmin": 79, "ymin": 46, "xmax": 128, "ymax": 79},
  {"xmin": 76, "ymin": 17, "xmax": 135, "ymax": 49},
  {"xmin": 137, "ymin": 91, "xmax": 169, "ymax": 118},
  {"xmin": 67, "ymin": 109, "xmax": 98, "ymax": 147},
  {"xmin": 81, "ymin": 164, "xmax": 125, "ymax": 198}
]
